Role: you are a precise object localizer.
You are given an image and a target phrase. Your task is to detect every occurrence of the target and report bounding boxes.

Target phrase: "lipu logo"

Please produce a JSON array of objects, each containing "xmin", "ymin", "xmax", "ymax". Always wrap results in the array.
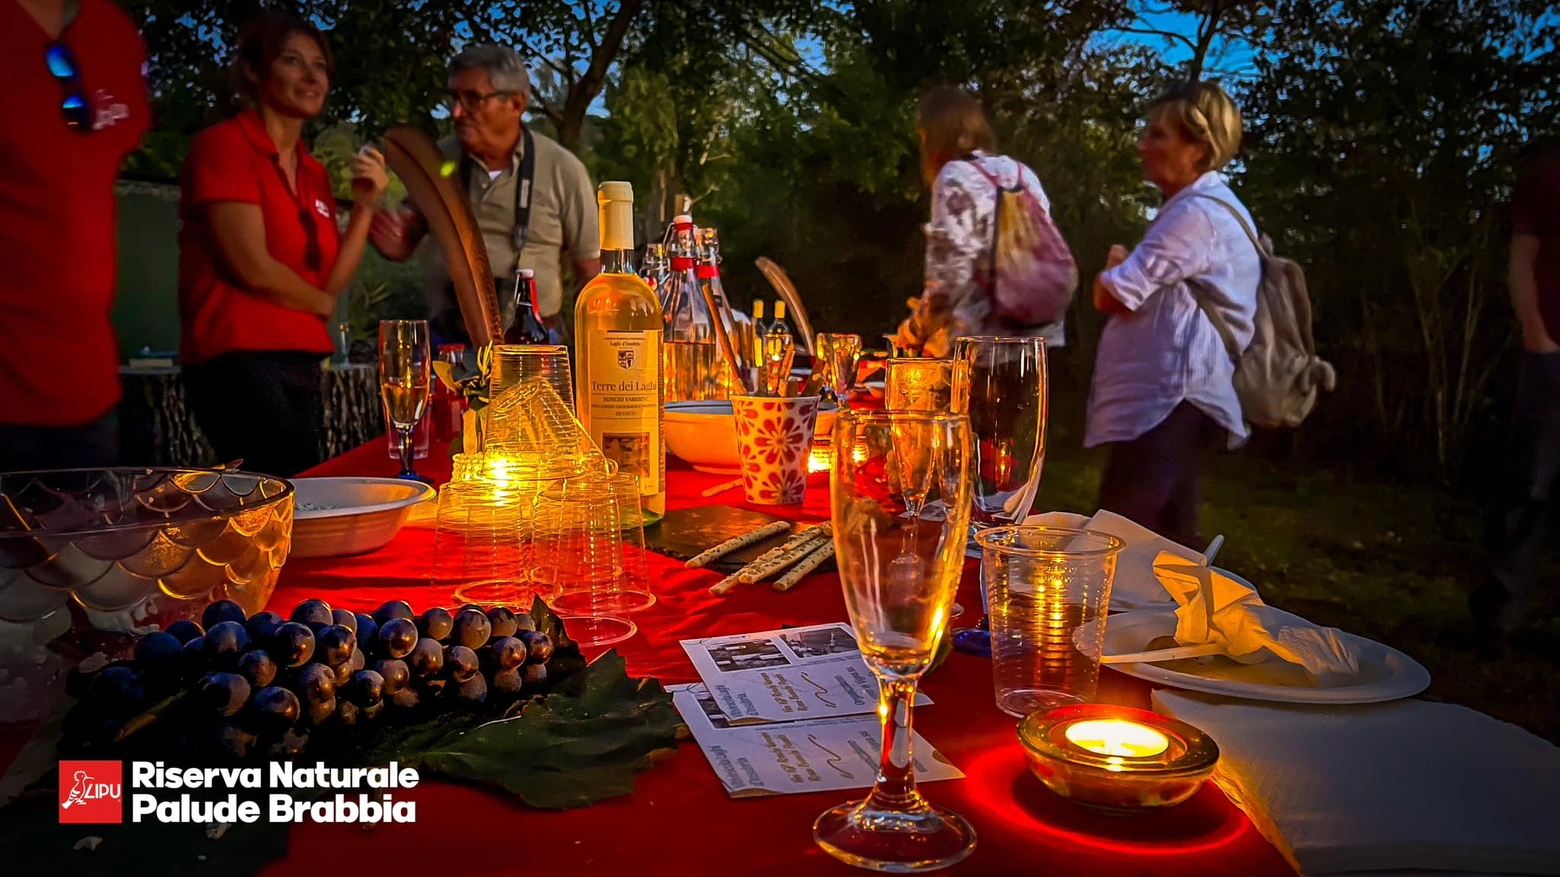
[
  {"xmin": 617, "ymin": 349, "xmax": 635, "ymax": 369},
  {"xmin": 58, "ymin": 761, "xmax": 123, "ymax": 824}
]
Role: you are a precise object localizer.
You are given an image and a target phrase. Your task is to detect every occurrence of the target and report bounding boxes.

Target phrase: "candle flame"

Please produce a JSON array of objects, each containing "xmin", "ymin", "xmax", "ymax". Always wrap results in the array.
[{"xmin": 1064, "ymin": 719, "xmax": 1170, "ymax": 759}]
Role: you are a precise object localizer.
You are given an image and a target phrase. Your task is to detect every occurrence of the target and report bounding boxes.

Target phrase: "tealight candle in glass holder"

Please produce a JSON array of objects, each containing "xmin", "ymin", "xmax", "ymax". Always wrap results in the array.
[{"xmin": 1018, "ymin": 704, "xmax": 1218, "ymax": 813}]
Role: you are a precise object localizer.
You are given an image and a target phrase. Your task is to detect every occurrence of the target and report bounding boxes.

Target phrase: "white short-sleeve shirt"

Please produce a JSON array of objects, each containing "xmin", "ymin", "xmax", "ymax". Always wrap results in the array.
[{"xmin": 1084, "ymin": 171, "xmax": 1261, "ymax": 449}]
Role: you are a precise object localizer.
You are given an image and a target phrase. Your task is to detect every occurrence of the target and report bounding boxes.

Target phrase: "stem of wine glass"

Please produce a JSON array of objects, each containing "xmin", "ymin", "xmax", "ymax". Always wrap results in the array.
[
  {"xmin": 396, "ymin": 426, "xmax": 417, "ymax": 478},
  {"xmin": 866, "ymin": 675, "xmax": 925, "ymax": 811}
]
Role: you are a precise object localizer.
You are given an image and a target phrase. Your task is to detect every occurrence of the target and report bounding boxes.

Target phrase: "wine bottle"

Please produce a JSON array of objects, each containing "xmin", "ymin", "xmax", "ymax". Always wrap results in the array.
[
  {"xmin": 574, "ymin": 182, "xmax": 666, "ymax": 523},
  {"xmin": 503, "ymin": 268, "xmax": 549, "ymax": 345},
  {"xmin": 769, "ymin": 300, "xmax": 792, "ymax": 337}
]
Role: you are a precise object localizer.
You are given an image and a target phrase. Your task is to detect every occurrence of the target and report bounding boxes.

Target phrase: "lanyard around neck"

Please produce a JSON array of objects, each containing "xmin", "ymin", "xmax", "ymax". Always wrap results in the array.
[{"xmin": 459, "ymin": 125, "xmax": 536, "ymax": 259}]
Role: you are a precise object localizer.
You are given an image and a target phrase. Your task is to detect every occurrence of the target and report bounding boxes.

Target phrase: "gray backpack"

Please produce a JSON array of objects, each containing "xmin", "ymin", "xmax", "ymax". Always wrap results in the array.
[{"xmin": 1189, "ymin": 196, "xmax": 1337, "ymax": 430}]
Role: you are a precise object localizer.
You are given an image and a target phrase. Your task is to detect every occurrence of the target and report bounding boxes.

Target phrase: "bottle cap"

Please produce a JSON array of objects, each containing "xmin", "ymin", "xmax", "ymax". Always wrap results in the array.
[
  {"xmin": 673, "ymin": 213, "xmax": 694, "ymax": 228},
  {"xmin": 774, "ymin": 300, "xmax": 787, "ymax": 319},
  {"xmin": 754, "ymin": 300, "xmax": 765, "ymax": 319},
  {"xmin": 599, "ymin": 181, "xmax": 634, "ymax": 203},
  {"xmin": 517, "ymin": 268, "xmax": 535, "ymax": 279}
]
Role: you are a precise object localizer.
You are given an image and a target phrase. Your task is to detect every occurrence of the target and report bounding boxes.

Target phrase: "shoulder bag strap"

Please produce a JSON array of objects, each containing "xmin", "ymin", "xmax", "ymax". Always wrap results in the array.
[{"xmin": 962, "ymin": 157, "xmax": 1003, "ymax": 295}]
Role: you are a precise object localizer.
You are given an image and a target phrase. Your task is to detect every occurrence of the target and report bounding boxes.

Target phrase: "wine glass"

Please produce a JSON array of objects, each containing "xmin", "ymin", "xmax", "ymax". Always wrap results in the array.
[
  {"xmin": 815, "ymin": 332, "xmax": 862, "ymax": 408},
  {"xmin": 949, "ymin": 336, "xmax": 1047, "ymax": 656},
  {"xmin": 379, "ymin": 319, "xmax": 432, "ymax": 481},
  {"xmin": 814, "ymin": 410, "xmax": 976, "ymax": 872}
]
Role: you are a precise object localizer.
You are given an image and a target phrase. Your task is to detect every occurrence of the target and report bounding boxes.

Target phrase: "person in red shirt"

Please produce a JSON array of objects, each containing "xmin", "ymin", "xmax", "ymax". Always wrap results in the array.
[
  {"xmin": 178, "ymin": 11, "xmax": 387, "ymax": 477},
  {"xmin": 1476, "ymin": 148, "xmax": 1560, "ymax": 642},
  {"xmin": 0, "ymin": 0, "xmax": 148, "ymax": 471}
]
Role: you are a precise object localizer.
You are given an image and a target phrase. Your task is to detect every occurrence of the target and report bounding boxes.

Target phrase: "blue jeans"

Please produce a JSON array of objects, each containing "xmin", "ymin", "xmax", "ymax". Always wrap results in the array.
[
  {"xmin": 0, "ymin": 409, "xmax": 120, "ymax": 472},
  {"xmin": 1475, "ymin": 351, "xmax": 1560, "ymax": 632}
]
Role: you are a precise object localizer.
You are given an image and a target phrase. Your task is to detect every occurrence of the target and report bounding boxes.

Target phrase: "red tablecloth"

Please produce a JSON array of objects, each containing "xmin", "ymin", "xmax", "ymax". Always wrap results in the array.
[{"xmin": 260, "ymin": 441, "xmax": 1294, "ymax": 876}]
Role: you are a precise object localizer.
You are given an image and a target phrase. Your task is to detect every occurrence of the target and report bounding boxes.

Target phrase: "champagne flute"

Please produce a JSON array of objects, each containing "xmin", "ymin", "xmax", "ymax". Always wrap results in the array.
[
  {"xmin": 814, "ymin": 410, "xmax": 976, "ymax": 872},
  {"xmin": 948, "ymin": 336, "xmax": 1048, "ymax": 656},
  {"xmin": 815, "ymin": 332, "xmax": 862, "ymax": 408},
  {"xmin": 379, "ymin": 319, "xmax": 432, "ymax": 481}
]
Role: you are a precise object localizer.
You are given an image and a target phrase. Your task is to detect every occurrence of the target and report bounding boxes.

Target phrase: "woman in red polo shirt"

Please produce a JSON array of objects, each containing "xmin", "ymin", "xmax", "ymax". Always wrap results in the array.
[{"xmin": 178, "ymin": 11, "xmax": 387, "ymax": 477}]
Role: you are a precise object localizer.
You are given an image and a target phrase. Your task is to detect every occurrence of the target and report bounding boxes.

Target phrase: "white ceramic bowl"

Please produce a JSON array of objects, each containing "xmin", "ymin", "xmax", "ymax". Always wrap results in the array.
[
  {"xmin": 288, "ymin": 477, "xmax": 436, "ymax": 559},
  {"xmin": 665, "ymin": 400, "xmax": 837, "ymax": 474}
]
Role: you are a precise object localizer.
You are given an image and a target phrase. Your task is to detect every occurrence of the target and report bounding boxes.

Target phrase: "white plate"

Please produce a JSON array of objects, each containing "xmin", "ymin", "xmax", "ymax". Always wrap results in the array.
[
  {"xmin": 1092, "ymin": 609, "xmax": 1431, "ymax": 704},
  {"xmin": 288, "ymin": 477, "xmax": 436, "ymax": 559}
]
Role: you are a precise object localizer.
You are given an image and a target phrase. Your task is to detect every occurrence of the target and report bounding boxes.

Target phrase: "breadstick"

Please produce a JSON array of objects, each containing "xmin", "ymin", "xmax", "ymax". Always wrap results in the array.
[
  {"xmin": 685, "ymin": 520, "xmax": 792, "ymax": 568},
  {"xmin": 738, "ymin": 533, "xmax": 829, "ymax": 583},
  {"xmin": 709, "ymin": 572, "xmax": 745, "ymax": 596},
  {"xmin": 773, "ymin": 541, "xmax": 835, "ymax": 592}
]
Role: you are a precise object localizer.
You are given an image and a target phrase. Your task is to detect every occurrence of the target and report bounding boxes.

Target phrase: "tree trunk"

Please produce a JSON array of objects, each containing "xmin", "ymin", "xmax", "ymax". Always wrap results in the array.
[{"xmin": 556, "ymin": 0, "xmax": 647, "ymax": 148}]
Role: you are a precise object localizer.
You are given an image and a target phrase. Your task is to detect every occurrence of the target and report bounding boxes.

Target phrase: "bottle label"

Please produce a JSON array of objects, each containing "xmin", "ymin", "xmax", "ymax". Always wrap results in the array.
[
  {"xmin": 696, "ymin": 265, "xmax": 717, "ymax": 279},
  {"xmin": 671, "ymin": 257, "xmax": 696, "ymax": 271},
  {"xmin": 585, "ymin": 329, "xmax": 664, "ymax": 496}
]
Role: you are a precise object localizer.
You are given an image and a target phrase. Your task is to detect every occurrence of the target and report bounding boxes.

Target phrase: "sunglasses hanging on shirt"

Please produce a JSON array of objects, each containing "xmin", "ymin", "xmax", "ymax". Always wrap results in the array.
[
  {"xmin": 45, "ymin": 41, "xmax": 94, "ymax": 133},
  {"xmin": 45, "ymin": 0, "xmax": 91, "ymax": 133}
]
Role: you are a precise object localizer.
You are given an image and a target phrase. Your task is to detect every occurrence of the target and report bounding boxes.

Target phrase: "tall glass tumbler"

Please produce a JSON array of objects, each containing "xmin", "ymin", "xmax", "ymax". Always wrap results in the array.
[
  {"xmin": 974, "ymin": 526, "xmax": 1122, "ymax": 717},
  {"xmin": 379, "ymin": 320, "xmax": 432, "ymax": 481},
  {"xmin": 949, "ymin": 336, "xmax": 1047, "ymax": 656},
  {"xmin": 813, "ymin": 411, "xmax": 976, "ymax": 872}
]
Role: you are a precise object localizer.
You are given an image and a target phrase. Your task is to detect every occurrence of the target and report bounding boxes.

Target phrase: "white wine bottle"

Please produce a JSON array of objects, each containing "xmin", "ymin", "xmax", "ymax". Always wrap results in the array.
[{"xmin": 574, "ymin": 182, "xmax": 666, "ymax": 523}]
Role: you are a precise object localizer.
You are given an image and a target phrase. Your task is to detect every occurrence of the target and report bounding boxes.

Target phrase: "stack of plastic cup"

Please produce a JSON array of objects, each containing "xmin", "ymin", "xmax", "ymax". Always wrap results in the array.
[
  {"xmin": 483, "ymin": 378, "xmax": 606, "ymax": 479},
  {"xmin": 606, "ymin": 470, "xmax": 654, "ymax": 612},
  {"xmin": 490, "ymin": 344, "xmax": 575, "ymax": 412},
  {"xmin": 432, "ymin": 479, "xmax": 553, "ymax": 607},
  {"xmin": 530, "ymin": 472, "xmax": 638, "ymax": 646}
]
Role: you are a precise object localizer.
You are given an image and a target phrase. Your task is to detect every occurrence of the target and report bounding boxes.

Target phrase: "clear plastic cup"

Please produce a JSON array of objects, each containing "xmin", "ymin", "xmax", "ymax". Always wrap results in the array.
[
  {"xmin": 974, "ymin": 526, "xmax": 1123, "ymax": 717},
  {"xmin": 490, "ymin": 344, "xmax": 574, "ymax": 412},
  {"xmin": 529, "ymin": 472, "xmax": 637, "ymax": 646}
]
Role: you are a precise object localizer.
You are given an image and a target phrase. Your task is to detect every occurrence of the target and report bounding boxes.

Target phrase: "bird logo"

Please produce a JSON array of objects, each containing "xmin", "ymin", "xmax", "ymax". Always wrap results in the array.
[{"xmin": 60, "ymin": 770, "xmax": 91, "ymax": 809}]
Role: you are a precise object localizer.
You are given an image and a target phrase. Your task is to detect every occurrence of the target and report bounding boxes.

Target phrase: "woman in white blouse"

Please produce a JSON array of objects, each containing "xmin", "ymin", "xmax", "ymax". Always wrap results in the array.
[
  {"xmin": 1087, "ymin": 81, "xmax": 1259, "ymax": 549},
  {"xmin": 895, "ymin": 86, "xmax": 1063, "ymax": 357}
]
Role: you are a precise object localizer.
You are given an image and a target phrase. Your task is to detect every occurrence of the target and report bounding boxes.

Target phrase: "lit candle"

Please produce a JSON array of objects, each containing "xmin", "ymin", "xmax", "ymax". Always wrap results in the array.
[{"xmin": 1064, "ymin": 719, "xmax": 1170, "ymax": 758}]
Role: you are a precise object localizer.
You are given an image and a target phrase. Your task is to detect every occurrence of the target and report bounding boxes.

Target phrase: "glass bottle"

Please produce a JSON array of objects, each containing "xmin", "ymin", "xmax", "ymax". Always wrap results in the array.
[
  {"xmin": 698, "ymin": 227, "xmax": 751, "ymax": 392},
  {"xmin": 660, "ymin": 213, "xmax": 721, "ymax": 401},
  {"xmin": 503, "ymin": 268, "xmax": 550, "ymax": 345},
  {"xmin": 769, "ymin": 300, "xmax": 793, "ymax": 338},
  {"xmin": 641, "ymin": 242, "xmax": 670, "ymax": 305},
  {"xmin": 574, "ymin": 182, "xmax": 666, "ymax": 523}
]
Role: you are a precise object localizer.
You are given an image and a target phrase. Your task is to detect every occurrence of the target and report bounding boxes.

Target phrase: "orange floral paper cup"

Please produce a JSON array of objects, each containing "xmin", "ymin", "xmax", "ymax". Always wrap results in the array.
[{"xmin": 731, "ymin": 395, "xmax": 822, "ymax": 505}]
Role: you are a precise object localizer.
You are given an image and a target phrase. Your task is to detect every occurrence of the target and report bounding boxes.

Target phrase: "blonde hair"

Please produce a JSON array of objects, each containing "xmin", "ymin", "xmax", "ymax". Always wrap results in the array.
[
  {"xmin": 917, "ymin": 86, "xmax": 996, "ymax": 183},
  {"xmin": 1149, "ymin": 81, "xmax": 1243, "ymax": 172}
]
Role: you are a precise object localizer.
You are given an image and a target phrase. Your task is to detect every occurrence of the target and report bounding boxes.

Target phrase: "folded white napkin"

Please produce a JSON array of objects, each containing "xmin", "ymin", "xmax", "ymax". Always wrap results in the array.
[
  {"xmin": 1152, "ymin": 551, "xmax": 1360, "ymax": 679},
  {"xmin": 1153, "ymin": 691, "xmax": 1560, "ymax": 876},
  {"xmin": 1021, "ymin": 509, "xmax": 1205, "ymax": 610}
]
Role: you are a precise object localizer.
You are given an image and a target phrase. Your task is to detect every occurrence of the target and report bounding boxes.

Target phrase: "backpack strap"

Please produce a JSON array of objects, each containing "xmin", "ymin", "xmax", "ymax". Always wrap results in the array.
[
  {"xmin": 963, "ymin": 157, "xmax": 1006, "ymax": 297},
  {"xmin": 1192, "ymin": 193, "xmax": 1262, "ymax": 253},
  {"xmin": 1184, "ymin": 193, "xmax": 1258, "ymax": 362},
  {"xmin": 1187, "ymin": 282, "xmax": 1242, "ymax": 361}
]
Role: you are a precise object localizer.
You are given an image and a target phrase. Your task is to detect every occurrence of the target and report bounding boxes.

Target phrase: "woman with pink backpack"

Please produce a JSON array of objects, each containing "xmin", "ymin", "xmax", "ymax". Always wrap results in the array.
[{"xmin": 893, "ymin": 86, "xmax": 1077, "ymax": 357}]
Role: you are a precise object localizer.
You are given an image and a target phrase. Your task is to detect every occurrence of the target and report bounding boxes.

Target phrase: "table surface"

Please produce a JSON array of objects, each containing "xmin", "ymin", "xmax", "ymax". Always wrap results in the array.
[{"xmin": 262, "ymin": 441, "xmax": 1296, "ymax": 877}]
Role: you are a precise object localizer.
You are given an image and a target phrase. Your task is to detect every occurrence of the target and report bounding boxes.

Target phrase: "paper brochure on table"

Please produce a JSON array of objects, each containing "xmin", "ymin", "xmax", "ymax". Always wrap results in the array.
[
  {"xmin": 680, "ymin": 623, "xmax": 930, "ymax": 724},
  {"xmin": 672, "ymin": 684, "xmax": 963, "ymax": 797}
]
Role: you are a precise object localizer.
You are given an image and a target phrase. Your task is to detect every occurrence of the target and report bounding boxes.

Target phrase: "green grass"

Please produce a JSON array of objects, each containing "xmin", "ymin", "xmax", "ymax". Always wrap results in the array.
[{"xmin": 1037, "ymin": 398, "xmax": 1559, "ymax": 743}]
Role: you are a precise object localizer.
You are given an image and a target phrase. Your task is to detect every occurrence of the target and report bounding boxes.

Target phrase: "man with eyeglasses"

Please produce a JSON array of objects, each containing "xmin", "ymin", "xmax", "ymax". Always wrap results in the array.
[
  {"xmin": 0, "ymin": 0, "xmax": 147, "ymax": 471},
  {"xmin": 371, "ymin": 44, "xmax": 600, "ymax": 347}
]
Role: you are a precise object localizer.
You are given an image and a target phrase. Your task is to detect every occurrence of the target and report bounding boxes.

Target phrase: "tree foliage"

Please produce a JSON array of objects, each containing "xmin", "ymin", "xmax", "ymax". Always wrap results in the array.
[{"xmin": 120, "ymin": 0, "xmax": 1559, "ymax": 483}]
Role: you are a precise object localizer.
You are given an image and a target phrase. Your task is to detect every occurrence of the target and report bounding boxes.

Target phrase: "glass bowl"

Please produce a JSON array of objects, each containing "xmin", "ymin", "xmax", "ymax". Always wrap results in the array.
[
  {"xmin": 1017, "ymin": 703, "xmax": 1219, "ymax": 813},
  {"xmin": 0, "ymin": 468, "xmax": 294, "ymax": 724}
]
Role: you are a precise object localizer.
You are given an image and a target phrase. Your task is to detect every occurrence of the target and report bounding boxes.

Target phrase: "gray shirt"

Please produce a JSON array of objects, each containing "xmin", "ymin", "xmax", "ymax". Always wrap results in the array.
[{"xmin": 422, "ymin": 127, "xmax": 600, "ymax": 318}]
